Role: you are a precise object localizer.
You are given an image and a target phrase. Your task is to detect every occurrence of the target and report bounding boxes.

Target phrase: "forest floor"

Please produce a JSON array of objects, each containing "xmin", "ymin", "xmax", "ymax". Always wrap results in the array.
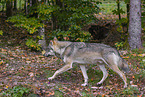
[{"xmin": 0, "ymin": 17, "xmax": 145, "ymax": 97}]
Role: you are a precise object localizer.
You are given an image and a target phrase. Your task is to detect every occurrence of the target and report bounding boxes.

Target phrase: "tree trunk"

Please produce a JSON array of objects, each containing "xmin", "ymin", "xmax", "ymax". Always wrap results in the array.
[
  {"xmin": 19, "ymin": 0, "xmax": 21, "ymax": 9},
  {"xmin": 117, "ymin": 0, "xmax": 121, "ymax": 20},
  {"xmin": 128, "ymin": 0, "xmax": 142, "ymax": 50},
  {"xmin": 38, "ymin": 21, "xmax": 47, "ymax": 50},
  {"xmin": 29, "ymin": 0, "xmax": 38, "ymax": 17},
  {"xmin": 127, "ymin": 3, "xmax": 130, "ymax": 20},
  {"xmin": 51, "ymin": 0, "xmax": 64, "ymax": 30},
  {"xmin": 14, "ymin": 0, "xmax": 17, "ymax": 10},
  {"xmin": 6, "ymin": 0, "xmax": 12, "ymax": 17},
  {"xmin": 24, "ymin": 0, "xmax": 28, "ymax": 15}
]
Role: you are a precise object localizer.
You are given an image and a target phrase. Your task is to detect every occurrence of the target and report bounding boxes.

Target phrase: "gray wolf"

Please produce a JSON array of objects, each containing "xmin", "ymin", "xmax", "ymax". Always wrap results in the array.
[{"xmin": 44, "ymin": 37, "xmax": 130, "ymax": 88}]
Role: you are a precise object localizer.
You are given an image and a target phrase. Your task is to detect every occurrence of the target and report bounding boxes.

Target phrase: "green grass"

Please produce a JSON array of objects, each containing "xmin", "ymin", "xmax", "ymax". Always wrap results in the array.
[
  {"xmin": 54, "ymin": 90, "xmax": 64, "ymax": 97},
  {"xmin": 99, "ymin": 1, "xmax": 127, "ymax": 15}
]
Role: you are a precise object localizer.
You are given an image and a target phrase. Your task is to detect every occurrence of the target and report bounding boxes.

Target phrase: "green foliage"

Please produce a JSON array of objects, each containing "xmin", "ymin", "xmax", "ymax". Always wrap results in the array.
[
  {"xmin": 112, "ymin": 8, "xmax": 125, "ymax": 15},
  {"xmin": 115, "ymin": 18, "xmax": 129, "ymax": 49},
  {"xmin": 141, "ymin": 0, "xmax": 145, "ymax": 32},
  {"xmin": 7, "ymin": 15, "xmax": 44, "ymax": 34},
  {"xmin": 26, "ymin": 38, "xmax": 41, "ymax": 51},
  {"xmin": 115, "ymin": 42, "xmax": 124, "ymax": 50},
  {"xmin": 81, "ymin": 92, "xmax": 94, "ymax": 97},
  {"xmin": 139, "ymin": 68, "xmax": 145, "ymax": 78},
  {"xmin": 116, "ymin": 18, "xmax": 128, "ymax": 32},
  {"xmin": 7, "ymin": 0, "xmax": 101, "ymax": 50},
  {"xmin": 52, "ymin": 0, "xmax": 100, "ymax": 30},
  {"xmin": 37, "ymin": 35, "xmax": 44, "ymax": 40},
  {"xmin": 54, "ymin": 90, "xmax": 64, "ymax": 97},
  {"xmin": 128, "ymin": 49, "xmax": 145, "ymax": 80},
  {"xmin": 37, "ymin": 0, "xmax": 100, "ymax": 30},
  {"xmin": 0, "ymin": 30, "xmax": 3, "ymax": 35},
  {"xmin": 3, "ymin": 86, "xmax": 31, "ymax": 97},
  {"xmin": 7, "ymin": 15, "xmax": 44, "ymax": 50},
  {"xmin": 123, "ymin": 86, "xmax": 140, "ymax": 95},
  {"xmin": 112, "ymin": 0, "xmax": 126, "ymax": 15},
  {"xmin": 124, "ymin": 0, "xmax": 130, "ymax": 4},
  {"xmin": 53, "ymin": 25, "xmax": 91, "ymax": 42},
  {"xmin": 38, "ymin": 4, "xmax": 58, "ymax": 20},
  {"xmin": 139, "ymin": 61, "xmax": 145, "ymax": 69},
  {"xmin": 68, "ymin": 25, "xmax": 91, "ymax": 42},
  {"xmin": 99, "ymin": 1, "xmax": 126, "ymax": 15}
]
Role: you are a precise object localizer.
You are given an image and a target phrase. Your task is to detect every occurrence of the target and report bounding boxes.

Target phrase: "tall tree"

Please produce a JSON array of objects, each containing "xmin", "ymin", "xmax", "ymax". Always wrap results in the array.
[
  {"xmin": 13, "ymin": 0, "xmax": 17, "ymax": 10},
  {"xmin": 6, "ymin": 0, "xmax": 12, "ymax": 17},
  {"xmin": 117, "ymin": 0, "xmax": 121, "ymax": 20},
  {"xmin": 24, "ymin": 0, "xmax": 28, "ymax": 15},
  {"xmin": 128, "ymin": 0, "xmax": 142, "ymax": 49}
]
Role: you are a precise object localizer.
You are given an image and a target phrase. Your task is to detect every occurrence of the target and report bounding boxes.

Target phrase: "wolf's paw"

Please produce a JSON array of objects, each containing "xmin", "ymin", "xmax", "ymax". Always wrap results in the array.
[
  {"xmin": 81, "ymin": 83, "xmax": 88, "ymax": 86},
  {"xmin": 96, "ymin": 82, "xmax": 102, "ymax": 87},
  {"xmin": 123, "ymin": 85, "xmax": 127, "ymax": 88},
  {"xmin": 48, "ymin": 77, "xmax": 54, "ymax": 80},
  {"xmin": 96, "ymin": 82, "xmax": 102, "ymax": 85}
]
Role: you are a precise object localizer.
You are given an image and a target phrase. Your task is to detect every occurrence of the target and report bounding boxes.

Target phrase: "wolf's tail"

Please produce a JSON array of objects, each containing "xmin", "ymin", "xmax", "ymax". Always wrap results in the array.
[{"xmin": 118, "ymin": 58, "xmax": 130, "ymax": 73}]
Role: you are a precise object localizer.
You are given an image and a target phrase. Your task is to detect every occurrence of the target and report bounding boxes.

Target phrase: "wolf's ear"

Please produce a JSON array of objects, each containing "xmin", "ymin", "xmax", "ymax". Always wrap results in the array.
[
  {"xmin": 53, "ymin": 37, "xmax": 58, "ymax": 41},
  {"xmin": 51, "ymin": 37, "xmax": 57, "ymax": 45}
]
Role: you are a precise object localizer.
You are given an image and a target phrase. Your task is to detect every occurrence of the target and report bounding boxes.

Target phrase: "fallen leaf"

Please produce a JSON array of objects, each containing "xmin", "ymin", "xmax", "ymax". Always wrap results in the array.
[
  {"xmin": 26, "ymin": 61, "xmax": 31, "ymax": 64},
  {"xmin": 91, "ymin": 87, "xmax": 99, "ymax": 89},
  {"xmin": 131, "ymin": 85, "xmax": 138, "ymax": 87},
  {"xmin": 138, "ymin": 54, "xmax": 145, "ymax": 57},
  {"xmin": 29, "ymin": 72, "xmax": 34, "ymax": 77}
]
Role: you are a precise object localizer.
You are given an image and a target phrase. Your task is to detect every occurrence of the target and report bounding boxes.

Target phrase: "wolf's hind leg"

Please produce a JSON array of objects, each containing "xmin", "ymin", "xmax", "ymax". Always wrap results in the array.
[
  {"xmin": 106, "ymin": 53, "xmax": 127, "ymax": 88},
  {"xmin": 109, "ymin": 64, "xmax": 127, "ymax": 88},
  {"xmin": 80, "ymin": 65, "xmax": 88, "ymax": 86},
  {"xmin": 97, "ymin": 65, "xmax": 108, "ymax": 85}
]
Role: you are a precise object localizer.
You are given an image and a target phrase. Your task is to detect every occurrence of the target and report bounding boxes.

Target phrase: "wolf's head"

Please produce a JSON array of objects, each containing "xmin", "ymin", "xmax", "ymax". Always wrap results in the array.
[
  {"xmin": 119, "ymin": 59, "xmax": 130, "ymax": 73},
  {"xmin": 43, "ymin": 37, "xmax": 71, "ymax": 57},
  {"xmin": 43, "ymin": 37, "xmax": 59, "ymax": 57}
]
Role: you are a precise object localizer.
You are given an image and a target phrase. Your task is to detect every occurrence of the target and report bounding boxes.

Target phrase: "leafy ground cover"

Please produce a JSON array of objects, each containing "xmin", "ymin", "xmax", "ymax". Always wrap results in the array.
[{"xmin": 0, "ymin": 45, "xmax": 145, "ymax": 97}]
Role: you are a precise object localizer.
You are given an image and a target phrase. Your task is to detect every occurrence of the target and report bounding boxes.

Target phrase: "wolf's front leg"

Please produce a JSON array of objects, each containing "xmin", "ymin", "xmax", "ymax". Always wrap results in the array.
[
  {"xmin": 80, "ymin": 65, "xmax": 88, "ymax": 86},
  {"xmin": 97, "ymin": 65, "xmax": 108, "ymax": 85},
  {"xmin": 48, "ymin": 63, "xmax": 73, "ymax": 80}
]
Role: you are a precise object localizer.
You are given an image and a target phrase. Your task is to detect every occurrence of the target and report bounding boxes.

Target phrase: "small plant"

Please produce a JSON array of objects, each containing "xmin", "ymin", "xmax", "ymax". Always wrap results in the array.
[
  {"xmin": 115, "ymin": 42, "xmax": 124, "ymax": 50},
  {"xmin": 0, "ymin": 30, "xmax": 3, "ymax": 35},
  {"xmin": 54, "ymin": 90, "xmax": 64, "ymax": 97},
  {"xmin": 7, "ymin": 15, "xmax": 44, "ymax": 51},
  {"xmin": 123, "ymin": 86, "xmax": 140, "ymax": 95},
  {"xmin": 3, "ymin": 86, "xmax": 31, "ymax": 97},
  {"xmin": 53, "ymin": 25, "xmax": 91, "ymax": 42},
  {"xmin": 7, "ymin": 15, "xmax": 44, "ymax": 34},
  {"xmin": 139, "ymin": 61, "xmax": 145, "ymax": 69},
  {"xmin": 26, "ymin": 38, "xmax": 41, "ymax": 51},
  {"xmin": 81, "ymin": 92, "xmax": 94, "ymax": 97}
]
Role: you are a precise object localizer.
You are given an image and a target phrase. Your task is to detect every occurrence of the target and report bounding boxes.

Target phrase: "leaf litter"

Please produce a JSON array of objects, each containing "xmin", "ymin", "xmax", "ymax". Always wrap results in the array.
[{"xmin": 0, "ymin": 46, "xmax": 145, "ymax": 96}]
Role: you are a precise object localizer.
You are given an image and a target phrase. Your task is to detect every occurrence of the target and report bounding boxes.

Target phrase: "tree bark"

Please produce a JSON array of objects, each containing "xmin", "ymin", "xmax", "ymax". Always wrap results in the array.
[
  {"xmin": 24, "ymin": 0, "xmax": 28, "ymax": 15},
  {"xmin": 14, "ymin": 0, "xmax": 17, "ymax": 10},
  {"xmin": 128, "ymin": 0, "xmax": 142, "ymax": 50},
  {"xmin": 19, "ymin": 0, "xmax": 21, "ymax": 9},
  {"xmin": 117, "ymin": 0, "xmax": 121, "ymax": 20},
  {"xmin": 127, "ymin": 3, "xmax": 130, "ymax": 20},
  {"xmin": 38, "ymin": 21, "xmax": 47, "ymax": 50},
  {"xmin": 6, "ymin": 0, "xmax": 12, "ymax": 17}
]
